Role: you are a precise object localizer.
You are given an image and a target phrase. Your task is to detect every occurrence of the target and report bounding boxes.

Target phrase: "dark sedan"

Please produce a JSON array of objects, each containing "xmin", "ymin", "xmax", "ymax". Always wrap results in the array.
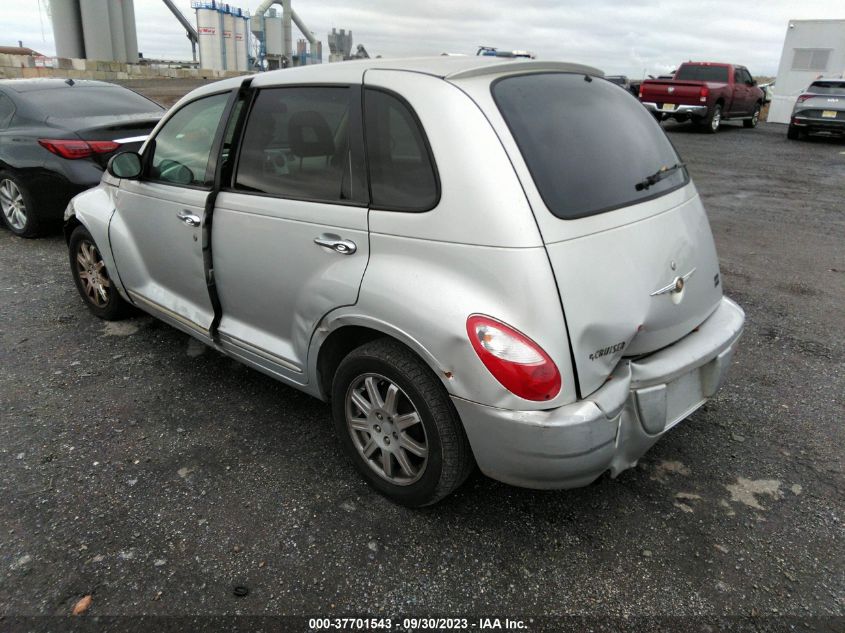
[{"xmin": 0, "ymin": 79, "xmax": 163, "ymax": 237}]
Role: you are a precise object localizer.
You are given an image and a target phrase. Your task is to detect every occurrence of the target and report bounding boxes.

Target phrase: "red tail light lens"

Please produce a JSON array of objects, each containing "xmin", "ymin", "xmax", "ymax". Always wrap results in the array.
[
  {"xmin": 38, "ymin": 139, "xmax": 120, "ymax": 160},
  {"xmin": 466, "ymin": 315, "xmax": 561, "ymax": 401},
  {"xmin": 638, "ymin": 87, "xmax": 643, "ymax": 99},
  {"xmin": 699, "ymin": 86, "xmax": 709, "ymax": 102},
  {"xmin": 796, "ymin": 94, "xmax": 813, "ymax": 103}
]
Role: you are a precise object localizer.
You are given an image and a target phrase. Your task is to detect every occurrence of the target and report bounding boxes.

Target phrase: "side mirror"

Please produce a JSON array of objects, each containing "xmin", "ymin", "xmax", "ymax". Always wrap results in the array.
[{"xmin": 107, "ymin": 151, "xmax": 142, "ymax": 179}]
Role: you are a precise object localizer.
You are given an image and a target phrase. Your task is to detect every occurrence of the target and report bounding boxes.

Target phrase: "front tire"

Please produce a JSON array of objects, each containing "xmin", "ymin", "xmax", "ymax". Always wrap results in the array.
[
  {"xmin": 68, "ymin": 225, "xmax": 132, "ymax": 320},
  {"xmin": 744, "ymin": 103, "xmax": 761, "ymax": 128},
  {"xmin": 331, "ymin": 338, "xmax": 474, "ymax": 506},
  {"xmin": 0, "ymin": 171, "xmax": 41, "ymax": 238},
  {"xmin": 705, "ymin": 103, "xmax": 722, "ymax": 133}
]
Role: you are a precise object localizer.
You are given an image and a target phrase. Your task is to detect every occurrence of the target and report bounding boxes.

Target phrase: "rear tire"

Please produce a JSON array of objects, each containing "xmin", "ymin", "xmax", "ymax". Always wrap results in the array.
[
  {"xmin": 0, "ymin": 171, "xmax": 42, "ymax": 238},
  {"xmin": 744, "ymin": 103, "xmax": 761, "ymax": 128},
  {"xmin": 68, "ymin": 225, "xmax": 133, "ymax": 320},
  {"xmin": 704, "ymin": 103, "xmax": 722, "ymax": 134},
  {"xmin": 787, "ymin": 124, "xmax": 801, "ymax": 140},
  {"xmin": 330, "ymin": 338, "xmax": 474, "ymax": 507}
]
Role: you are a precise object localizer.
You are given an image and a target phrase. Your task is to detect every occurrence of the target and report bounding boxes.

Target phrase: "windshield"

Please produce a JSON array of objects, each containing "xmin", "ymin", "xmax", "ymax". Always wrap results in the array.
[
  {"xmin": 492, "ymin": 72, "xmax": 688, "ymax": 220},
  {"xmin": 24, "ymin": 86, "xmax": 162, "ymax": 119},
  {"xmin": 809, "ymin": 81, "xmax": 845, "ymax": 96},
  {"xmin": 674, "ymin": 65, "xmax": 729, "ymax": 82}
]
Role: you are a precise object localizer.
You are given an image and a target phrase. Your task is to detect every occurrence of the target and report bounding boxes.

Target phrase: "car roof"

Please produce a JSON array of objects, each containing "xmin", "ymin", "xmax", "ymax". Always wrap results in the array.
[
  {"xmin": 0, "ymin": 78, "xmax": 120, "ymax": 93},
  {"xmin": 183, "ymin": 56, "xmax": 604, "ymax": 102}
]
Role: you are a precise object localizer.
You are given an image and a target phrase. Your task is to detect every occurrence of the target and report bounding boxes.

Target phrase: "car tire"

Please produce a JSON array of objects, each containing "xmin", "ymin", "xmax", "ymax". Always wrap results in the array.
[
  {"xmin": 744, "ymin": 103, "xmax": 761, "ymax": 128},
  {"xmin": 0, "ymin": 171, "xmax": 42, "ymax": 238},
  {"xmin": 68, "ymin": 225, "xmax": 133, "ymax": 320},
  {"xmin": 787, "ymin": 124, "xmax": 801, "ymax": 140},
  {"xmin": 704, "ymin": 103, "xmax": 722, "ymax": 134},
  {"xmin": 331, "ymin": 338, "xmax": 474, "ymax": 507}
]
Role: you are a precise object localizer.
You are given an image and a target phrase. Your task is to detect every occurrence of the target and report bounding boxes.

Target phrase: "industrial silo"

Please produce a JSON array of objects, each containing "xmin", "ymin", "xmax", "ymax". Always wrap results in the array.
[
  {"xmin": 222, "ymin": 9, "xmax": 236, "ymax": 71},
  {"xmin": 234, "ymin": 14, "xmax": 249, "ymax": 71},
  {"xmin": 196, "ymin": 5, "xmax": 223, "ymax": 70},
  {"xmin": 122, "ymin": 0, "xmax": 139, "ymax": 63},
  {"xmin": 108, "ymin": 0, "xmax": 127, "ymax": 63},
  {"xmin": 50, "ymin": 0, "xmax": 85, "ymax": 59},
  {"xmin": 264, "ymin": 13, "xmax": 283, "ymax": 56},
  {"xmin": 79, "ymin": 0, "xmax": 114, "ymax": 61}
]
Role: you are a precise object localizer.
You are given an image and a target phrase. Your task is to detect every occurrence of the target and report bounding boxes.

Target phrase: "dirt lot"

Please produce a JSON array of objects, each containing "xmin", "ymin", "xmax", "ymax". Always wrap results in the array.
[{"xmin": 0, "ymin": 99, "xmax": 843, "ymax": 629}]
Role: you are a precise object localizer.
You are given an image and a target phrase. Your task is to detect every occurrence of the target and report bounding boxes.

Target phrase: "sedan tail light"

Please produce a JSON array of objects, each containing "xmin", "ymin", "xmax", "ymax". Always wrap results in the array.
[
  {"xmin": 466, "ymin": 315, "xmax": 561, "ymax": 401},
  {"xmin": 38, "ymin": 139, "xmax": 120, "ymax": 160},
  {"xmin": 796, "ymin": 94, "xmax": 813, "ymax": 103}
]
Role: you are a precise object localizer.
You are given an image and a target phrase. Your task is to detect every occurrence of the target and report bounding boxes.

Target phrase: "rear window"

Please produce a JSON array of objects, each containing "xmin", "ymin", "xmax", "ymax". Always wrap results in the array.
[
  {"xmin": 493, "ymin": 72, "xmax": 688, "ymax": 220},
  {"xmin": 809, "ymin": 81, "xmax": 845, "ymax": 95},
  {"xmin": 674, "ymin": 65, "xmax": 729, "ymax": 82},
  {"xmin": 24, "ymin": 86, "xmax": 162, "ymax": 118}
]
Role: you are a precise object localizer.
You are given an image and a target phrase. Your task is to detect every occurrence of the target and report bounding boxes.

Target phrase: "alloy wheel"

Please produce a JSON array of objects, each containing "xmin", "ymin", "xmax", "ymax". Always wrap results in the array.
[
  {"xmin": 75, "ymin": 240, "xmax": 112, "ymax": 307},
  {"xmin": 345, "ymin": 373, "xmax": 428, "ymax": 485},
  {"xmin": 0, "ymin": 179, "xmax": 27, "ymax": 231},
  {"xmin": 711, "ymin": 109, "xmax": 721, "ymax": 131}
]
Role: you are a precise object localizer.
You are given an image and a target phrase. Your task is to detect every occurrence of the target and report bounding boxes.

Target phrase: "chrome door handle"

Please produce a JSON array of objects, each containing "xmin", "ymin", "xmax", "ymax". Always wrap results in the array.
[
  {"xmin": 177, "ymin": 210, "xmax": 201, "ymax": 227},
  {"xmin": 314, "ymin": 234, "xmax": 357, "ymax": 255}
]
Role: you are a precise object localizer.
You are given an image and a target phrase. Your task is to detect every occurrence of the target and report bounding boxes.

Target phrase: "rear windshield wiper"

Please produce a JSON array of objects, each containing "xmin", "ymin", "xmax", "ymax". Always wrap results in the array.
[{"xmin": 635, "ymin": 162, "xmax": 685, "ymax": 191}]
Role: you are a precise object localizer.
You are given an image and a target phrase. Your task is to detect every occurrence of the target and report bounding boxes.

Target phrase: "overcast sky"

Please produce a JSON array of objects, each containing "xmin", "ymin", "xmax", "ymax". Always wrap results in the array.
[{"xmin": 3, "ymin": 1, "xmax": 842, "ymax": 77}]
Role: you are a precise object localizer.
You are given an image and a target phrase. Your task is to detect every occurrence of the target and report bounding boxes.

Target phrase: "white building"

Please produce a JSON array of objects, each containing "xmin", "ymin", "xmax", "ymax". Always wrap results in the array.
[{"xmin": 768, "ymin": 19, "xmax": 845, "ymax": 124}]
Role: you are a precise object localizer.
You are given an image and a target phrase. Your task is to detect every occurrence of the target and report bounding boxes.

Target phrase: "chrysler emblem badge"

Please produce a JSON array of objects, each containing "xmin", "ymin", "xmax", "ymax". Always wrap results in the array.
[{"xmin": 651, "ymin": 268, "xmax": 696, "ymax": 297}]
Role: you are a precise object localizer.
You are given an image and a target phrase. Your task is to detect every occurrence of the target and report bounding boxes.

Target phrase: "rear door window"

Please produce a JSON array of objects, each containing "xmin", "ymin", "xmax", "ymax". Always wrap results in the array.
[
  {"xmin": 364, "ymin": 89, "xmax": 438, "ymax": 211},
  {"xmin": 493, "ymin": 72, "xmax": 688, "ymax": 220},
  {"xmin": 234, "ymin": 87, "xmax": 351, "ymax": 203},
  {"xmin": 674, "ymin": 65, "xmax": 729, "ymax": 82}
]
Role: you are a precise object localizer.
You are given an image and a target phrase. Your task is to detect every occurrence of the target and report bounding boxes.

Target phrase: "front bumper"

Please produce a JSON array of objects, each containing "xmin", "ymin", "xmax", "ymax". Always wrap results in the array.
[
  {"xmin": 642, "ymin": 101, "xmax": 708, "ymax": 117},
  {"xmin": 453, "ymin": 296, "xmax": 745, "ymax": 489}
]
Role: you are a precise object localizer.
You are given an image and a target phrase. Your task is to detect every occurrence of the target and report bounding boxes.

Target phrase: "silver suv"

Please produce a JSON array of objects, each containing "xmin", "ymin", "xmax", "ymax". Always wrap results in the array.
[{"xmin": 65, "ymin": 58, "xmax": 745, "ymax": 506}]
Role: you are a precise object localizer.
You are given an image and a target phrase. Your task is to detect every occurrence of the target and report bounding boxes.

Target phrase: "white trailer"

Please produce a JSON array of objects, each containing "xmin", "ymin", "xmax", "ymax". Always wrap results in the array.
[{"xmin": 769, "ymin": 19, "xmax": 845, "ymax": 124}]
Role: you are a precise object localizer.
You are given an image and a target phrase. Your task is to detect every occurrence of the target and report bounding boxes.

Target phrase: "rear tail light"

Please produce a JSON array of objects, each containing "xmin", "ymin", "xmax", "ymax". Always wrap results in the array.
[
  {"xmin": 638, "ymin": 87, "xmax": 643, "ymax": 99},
  {"xmin": 796, "ymin": 94, "xmax": 813, "ymax": 103},
  {"xmin": 38, "ymin": 139, "xmax": 120, "ymax": 160},
  {"xmin": 699, "ymin": 86, "xmax": 709, "ymax": 103},
  {"xmin": 466, "ymin": 315, "xmax": 561, "ymax": 401}
]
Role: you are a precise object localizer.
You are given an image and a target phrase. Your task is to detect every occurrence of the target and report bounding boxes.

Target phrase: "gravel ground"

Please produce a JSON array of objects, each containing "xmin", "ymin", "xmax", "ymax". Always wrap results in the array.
[{"xmin": 0, "ymin": 116, "xmax": 843, "ymax": 627}]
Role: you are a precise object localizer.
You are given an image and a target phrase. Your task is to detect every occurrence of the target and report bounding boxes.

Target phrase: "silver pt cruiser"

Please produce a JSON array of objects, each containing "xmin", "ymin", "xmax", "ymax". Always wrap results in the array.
[{"xmin": 64, "ymin": 57, "xmax": 745, "ymax": 506}]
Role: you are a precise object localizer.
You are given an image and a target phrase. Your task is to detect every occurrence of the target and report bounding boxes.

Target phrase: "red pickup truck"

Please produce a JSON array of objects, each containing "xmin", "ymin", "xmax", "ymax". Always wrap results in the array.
[{"xmin": 639, "ymin": 62, "xmax": 765, "ymax": 133}]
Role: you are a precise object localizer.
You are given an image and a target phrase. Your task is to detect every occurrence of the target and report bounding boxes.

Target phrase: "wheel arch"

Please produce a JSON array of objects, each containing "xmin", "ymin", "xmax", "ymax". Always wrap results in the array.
[{"xmin": 310, "ymin": 316, "xmax": 448, "ymax": 403}]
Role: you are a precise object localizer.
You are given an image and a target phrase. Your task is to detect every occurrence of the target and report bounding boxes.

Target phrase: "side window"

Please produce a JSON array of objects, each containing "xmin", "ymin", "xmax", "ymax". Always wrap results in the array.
[
  {"xmin": 364, "ymin": 89, "xmax": 438, "ymax": 211},
  {"xmin": 734, "ymin": 69, "xmax": 741, "ymax": 84},
  {"xmin": 234, "ymin": 87, "xmax": 351, "ymax": 202},
  {"xmin": 148, "ymin": 92, "xmax": 229, "ymax": 187},
  {"xmin": 0, "ymin": 93, "xmax": 15, "ymax": 128},
  {"xmin": 743, "ymin": 70, "xmax": 754, "ymax": 85}
]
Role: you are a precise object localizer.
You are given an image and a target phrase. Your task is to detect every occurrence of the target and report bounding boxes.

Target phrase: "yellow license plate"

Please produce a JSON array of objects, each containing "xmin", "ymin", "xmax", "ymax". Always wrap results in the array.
[
  {"xmin": 664, "ymin": 103, "xmax": 676, "ymax": 111},
  {"xmin": 822, "ymin": 110, "xmax": 838, "ymax": 118}
]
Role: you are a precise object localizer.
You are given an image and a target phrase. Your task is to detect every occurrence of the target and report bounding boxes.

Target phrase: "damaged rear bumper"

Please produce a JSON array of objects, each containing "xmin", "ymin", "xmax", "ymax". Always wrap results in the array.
[{"xmin": 452, "ymin": 296, "xmax": 745, "ymax": 489}]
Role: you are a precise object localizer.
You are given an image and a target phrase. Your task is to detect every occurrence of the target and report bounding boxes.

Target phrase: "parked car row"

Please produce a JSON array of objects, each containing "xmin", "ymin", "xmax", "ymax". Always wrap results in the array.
[
  {"xmin": 56, "ymin": 57, "xmax": 744, "ymax": 505},
  {"xmin": 0, "ymin": 78, "xmax": 163, "ymax": 237}
]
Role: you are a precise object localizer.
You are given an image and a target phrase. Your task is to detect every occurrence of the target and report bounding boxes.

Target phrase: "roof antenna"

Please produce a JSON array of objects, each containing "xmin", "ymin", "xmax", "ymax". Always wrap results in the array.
[
  {"xmin": 584, "ymin": 74, "xmax": 592, "ymax": 82},
  {"xmin": 65, "ymin": 78, "xmax": 75, "ymax": 86}
]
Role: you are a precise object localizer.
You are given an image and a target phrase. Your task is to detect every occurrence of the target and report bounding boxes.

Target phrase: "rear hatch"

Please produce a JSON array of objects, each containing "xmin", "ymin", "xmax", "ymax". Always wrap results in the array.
[
  {"xmin": 795, "ymin": 94, "xmax": 845, "ymax": 122},
  {"xmin": 492, "ymin": 72, "xmax": 723, "ymax": 396}
]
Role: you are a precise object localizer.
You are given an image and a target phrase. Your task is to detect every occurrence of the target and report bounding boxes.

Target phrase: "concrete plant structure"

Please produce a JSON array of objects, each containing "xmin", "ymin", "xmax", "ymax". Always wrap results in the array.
[
  {"xmin": 192, "ymin": 1, "xmax": 251, "ymax": 72},
  {"xmin": 251, "ymin": 0, "xmax": 321, "ymax": 69},
  {"xmin": 49, "ymin": 0, "xmax": 138, "ymax": 63}
]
